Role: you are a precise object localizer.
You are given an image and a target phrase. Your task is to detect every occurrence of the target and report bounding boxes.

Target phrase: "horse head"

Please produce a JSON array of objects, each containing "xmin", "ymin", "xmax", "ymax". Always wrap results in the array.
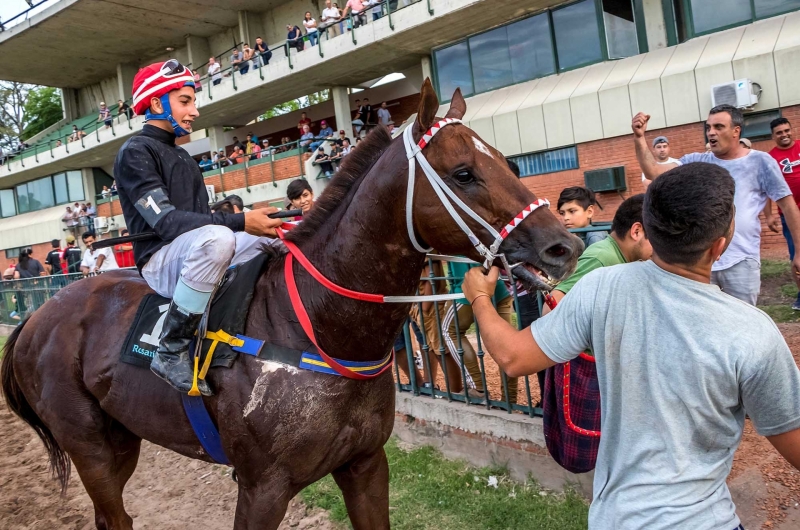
[{"xmin": 408, "ymin": 79, "xmax": 582, "ymax": 289}]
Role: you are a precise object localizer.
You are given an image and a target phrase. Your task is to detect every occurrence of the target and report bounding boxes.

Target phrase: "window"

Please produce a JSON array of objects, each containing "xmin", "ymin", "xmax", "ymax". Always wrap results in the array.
[
  {"xmin": 510, "ymin": 146, "xmax": 579, "ymax": 177},
  {"xmin": 507, "ymin": 13, "xmax": 556, "ymax": 83},
  {"xmin": 67, "ymin": 171, "xmax": 84, "ymax": 201},
  {"xmin": 5, "ymin": 247, "xmax": 22, "ymax": 259},
  {"xmin": 683, "ymin": 0, "xmax": 800, "ymax": 37},
  {"xmin": 16, "ymin": 176, "xmax": 54, "ymax": 214},
  {"xmin": 742, "ymin": 110, "xmax": 781, "ymax": 140},
  {"xmin": 603, "ymin": 0, "xmax": 639, "ymax": 59},
  {"xmin": 54, "ymin": 173, "xmax": 69, "ymax": 205},
  {"xmin": 552, "ymin": 0, "xmax": 604, "ymax": 71},
  {"xmin": 0, "ymin": 189, "xmax": 15, "ymax": 218},
  {"xmin": 433, "ymin": 42, "xmax": 473, "ymax": 98},
  {"xmin": 469, "ymin": 27, "xmax": 513, "ymax": 94},
  {"xmin": 433, "ymin": 0, "xmax": 646, "ymax": 100}
]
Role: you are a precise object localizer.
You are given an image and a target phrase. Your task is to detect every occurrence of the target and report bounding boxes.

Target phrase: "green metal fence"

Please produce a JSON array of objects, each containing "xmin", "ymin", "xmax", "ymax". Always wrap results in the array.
[{"xmin": 0, "ymin": 273, "xmax": 87, "ymax": 325}]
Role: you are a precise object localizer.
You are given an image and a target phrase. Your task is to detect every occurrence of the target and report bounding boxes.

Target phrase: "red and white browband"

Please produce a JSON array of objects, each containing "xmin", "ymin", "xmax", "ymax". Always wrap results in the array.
[{"xmin": 403, "ymin": 119, "xmax": 550, "ymax": 268}]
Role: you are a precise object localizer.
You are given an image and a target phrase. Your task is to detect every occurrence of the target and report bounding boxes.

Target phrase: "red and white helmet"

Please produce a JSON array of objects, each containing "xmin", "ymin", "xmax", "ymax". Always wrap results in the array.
[{"xmin": 131, "ymin": 60, "xmax": 195, "ymax": 116}]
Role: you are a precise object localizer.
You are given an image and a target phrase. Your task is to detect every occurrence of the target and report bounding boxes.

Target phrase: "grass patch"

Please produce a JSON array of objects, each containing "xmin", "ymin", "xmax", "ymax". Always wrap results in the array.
[
  {"xmin": 758, "ymin": 305, "xmax": 800, "ymax": 323},
  {"xmin": 301, "ymin": 438, "xmax": 589, "ymax": 530},
  {"xmin": 781, "ymin": 283, "xmax": 799, "ymax": 298},
  {"xmin": 761, "ymin": 259, "xmax": 791, "ymax": 279},
  {"xmin": 0, "ymin": 335, "xmax": 5, "ymax": 357}
]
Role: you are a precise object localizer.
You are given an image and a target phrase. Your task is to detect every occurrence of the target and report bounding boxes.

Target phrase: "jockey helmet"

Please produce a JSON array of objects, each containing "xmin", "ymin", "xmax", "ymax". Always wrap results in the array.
[{"xmin": 132, "ymin": 60, "xmax": 196, "ymax": 137}]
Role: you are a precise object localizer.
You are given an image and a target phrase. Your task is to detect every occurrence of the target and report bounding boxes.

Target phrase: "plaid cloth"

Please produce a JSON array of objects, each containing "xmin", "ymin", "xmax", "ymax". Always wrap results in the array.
[{"xmin": 543, "ymin": 353, "xmax": 601, "ymax": 474}]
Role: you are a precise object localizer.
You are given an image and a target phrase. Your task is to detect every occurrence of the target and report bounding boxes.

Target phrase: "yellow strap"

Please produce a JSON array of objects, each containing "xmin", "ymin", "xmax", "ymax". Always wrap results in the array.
[
  {"xmin": 198, "ymin": 330, "xmax": 245, "ymax": 380},
  {"xmin": 188, "ymin": 355, "xmax": 201, "ymax": 396}
]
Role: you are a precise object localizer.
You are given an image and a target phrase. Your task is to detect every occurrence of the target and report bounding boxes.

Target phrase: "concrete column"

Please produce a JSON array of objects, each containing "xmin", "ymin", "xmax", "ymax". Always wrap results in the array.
[
  {"xmin": 60, "ymin": 88, "xmax": 79, "ymax": 121},
  {"xmin": 420, "ymin": 55, "xmax": 433, "ymax": 83},
  {"xmin": 207, "ymin": 125, "xmax": 227, "ymax": 155},
  {"xmin": 116, "ymin": 63, "xmax": 139, "ymax": 102},
  {"xmin": 237, "ymin": 11, "xmax": 265, "ymax": 46},
  {"xmin": 186, "ymin": 35, "xmax": 212, "ymax": 72},
  {"xmin": 642, "ymin": 0, "xmax": 667, "ymax": 51},
  {"xmin": 331, "ymin": 86, "xmax": 351, "ymax": 136}
]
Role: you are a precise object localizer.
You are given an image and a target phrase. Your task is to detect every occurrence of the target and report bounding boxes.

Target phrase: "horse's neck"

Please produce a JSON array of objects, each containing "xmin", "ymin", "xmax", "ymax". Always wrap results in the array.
[{"xmin": 296, "ymin": 162, "xmax": 425, "ymax": 361}]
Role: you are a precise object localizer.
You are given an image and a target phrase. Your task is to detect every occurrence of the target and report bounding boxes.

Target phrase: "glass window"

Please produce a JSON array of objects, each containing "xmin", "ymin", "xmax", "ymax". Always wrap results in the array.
[
  {"xmin": 17, "ymin": 176, "xmax": 54, "ymax": 214},
  {"xmin": 603, "ymin": 0, "xmax": 638, "ymax": 59},
  {"xmin": 434, "ymin": 41, "xmax": 474, "ymax": 99},
  {"xmin": 754, "ymin": 0, "xmax": 800, "ymax": 18},
  {"xmin": 469, "ymin": 26, "xmax": 513, "ymax": 93},
  {"xmin": 511, "ymin": 146, "xmax": 579, "ymax": 177},
  {"xmin": 507, "ymin": 13, "xmax": 556, "ymax": 83},
  {"xmin": 67, "ymin": 171, "xmax": 84, "ymax": 201},
  {"xmin": 689, "ymin": 0, "xmax": 751, "ymax": 34},
  {"xmin": 5, "ymin": 247, "xmax": 21, "ymax": 259},
  {"xmin": 0, "ymin": 189, "xmax": 15, "ymax": 218},
  {"xmin": 742, "ymin": 110, "xmax": 781, "ymax": 140},
  {"xmin": 53, "ymin": 173, "xmax": 68, "ymax": 205},
  {"xmin": 552, "ymin": 0, "xmax": 604, "ymax": 71},
  {"xmin": 15, "ymin": 183, "xmax": 29, "ymax": 214}
]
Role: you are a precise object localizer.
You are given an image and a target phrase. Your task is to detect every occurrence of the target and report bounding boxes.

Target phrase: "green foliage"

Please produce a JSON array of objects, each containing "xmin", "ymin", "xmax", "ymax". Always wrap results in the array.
[
  {"xmin": 21, "ymin": 87, "xmax": 63, "ymax": 141},
  {"xmin": 301, "ymin": 438, "xmax": 589, "ymax": 530},
  {"xmin": 258, "ymin": 90, "xmax": 330, "ymax": 121}
]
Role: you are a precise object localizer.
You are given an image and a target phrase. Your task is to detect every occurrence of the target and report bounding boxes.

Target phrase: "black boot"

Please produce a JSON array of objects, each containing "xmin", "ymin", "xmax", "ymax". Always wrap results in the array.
[{"xmin": 150, "ymin": 302, "xmax": 213, "ymax": 396}]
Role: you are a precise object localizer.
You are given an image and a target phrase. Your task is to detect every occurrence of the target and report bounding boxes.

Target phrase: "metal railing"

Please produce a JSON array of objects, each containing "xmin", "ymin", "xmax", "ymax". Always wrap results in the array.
[
  {"xmin": 393, "ymin": 226, "xmax": 612, "ymax": 418},
  {"xmin": 0, "ymin": 0, "xmax": 52, "ymax": 32}
]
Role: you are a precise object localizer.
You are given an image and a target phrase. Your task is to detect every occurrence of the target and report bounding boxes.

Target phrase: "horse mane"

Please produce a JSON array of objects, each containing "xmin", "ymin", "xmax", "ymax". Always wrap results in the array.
[{"xmin": 285, "ymin": 126, "xmax": 394, "ymax": 242}]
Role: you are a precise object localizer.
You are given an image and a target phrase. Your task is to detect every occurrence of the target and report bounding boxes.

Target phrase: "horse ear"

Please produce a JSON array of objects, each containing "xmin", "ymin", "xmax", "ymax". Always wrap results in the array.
[
  {"xmin": 415, "ymin": 78, "xmax": 440, "ymax": 132},
  {"xmin": 445, "ymin": 88, "xmax": 466, "ymax": 120}
]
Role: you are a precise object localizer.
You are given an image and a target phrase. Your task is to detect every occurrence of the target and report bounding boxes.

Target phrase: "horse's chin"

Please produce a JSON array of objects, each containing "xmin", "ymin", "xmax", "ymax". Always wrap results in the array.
[{"xmin": 509, "ymin": 262, "xmax": 557, "ymax": 293}]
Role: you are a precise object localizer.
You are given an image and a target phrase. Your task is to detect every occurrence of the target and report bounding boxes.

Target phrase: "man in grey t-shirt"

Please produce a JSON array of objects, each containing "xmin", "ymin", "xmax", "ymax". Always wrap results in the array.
[
  {"xmin": 634, "ymin": 104, "xmax": 800, "ymax": 305},
  {"xmin": 463, "ymin": 164, "xmax": 800, "ymax": 530}
]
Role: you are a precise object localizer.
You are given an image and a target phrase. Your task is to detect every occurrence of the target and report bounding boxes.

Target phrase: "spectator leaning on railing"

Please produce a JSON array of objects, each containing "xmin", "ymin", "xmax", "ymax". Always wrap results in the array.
[
  {"xmin": 98, "ymin": 102, "xmax": 112, "ymax": 129},
  {"xmin": 321, "ymin": 0, "xmax": 342, "ymax": 37},
  {"xmin": 254, "ymin": 37, "xmax": 272, "ymax": 67},
  {"xmin": 198, "ymin": 154, "xmax": 213, "ymax": 172},
  {"xmin": 118, "ymin": 99, "xmax": 133, "ymax": 120},
  {"xmin": 303, "ymin": 12, "xmax": 319, "ymax": 47},
  {"xmin": 207, "ymin": 56, "xmax": 222, "ymax": 86},
  {"xmin": 300, "ymin": 125, "xmax": 315, "ymax": 151},
  {"xmin": 287, "ymin": 24, "xmax": 305, "ymax": 51},
  {"xmin": 341, "ymin": 0, "xmax": 368, "ymax": 28},
  {"xmin": 241, "ymin": 43, "xmax": 254, "ymax": 74},
  {"xmin": 80, "ymin": 232, "xmax": 119, "ymax": 276}
]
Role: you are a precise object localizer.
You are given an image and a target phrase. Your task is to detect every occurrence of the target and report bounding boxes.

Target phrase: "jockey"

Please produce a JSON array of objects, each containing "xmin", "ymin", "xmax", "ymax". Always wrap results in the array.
[{"xmin": 114, "ymin": 60, "xmax": 283, "ymax": 396}]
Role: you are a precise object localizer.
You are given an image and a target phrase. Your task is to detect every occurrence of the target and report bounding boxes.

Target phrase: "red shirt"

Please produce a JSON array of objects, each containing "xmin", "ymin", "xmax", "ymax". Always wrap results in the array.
[
  {"xmin": 114, "ymin": 245, "xmax": 135, "ymax": 268},
  {"xmin": 768, "ymin": 140, "xmax": 800, "ymax": 212}
]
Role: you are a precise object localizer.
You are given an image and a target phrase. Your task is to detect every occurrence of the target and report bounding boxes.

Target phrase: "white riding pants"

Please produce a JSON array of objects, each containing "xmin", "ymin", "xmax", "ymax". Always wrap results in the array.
[{"xmin": 142, "ymin": 225, "xmax": 278, "ymax": 298}]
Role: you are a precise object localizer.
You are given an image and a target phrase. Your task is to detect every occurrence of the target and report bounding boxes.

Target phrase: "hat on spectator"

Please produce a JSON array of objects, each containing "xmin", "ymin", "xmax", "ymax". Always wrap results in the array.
[
  {"xmin": 66, "ymin": 235, "xmax": 75, "ymax": 243},
  {"xmin": 339, "ymin": 130, "xmax": 346, "ymax": 134},
  {"xmin": 321, "ymin": 120, "xmax": 327, "ymax": 125},
  {"xmin": 652, "ymin": 136, "xmax": 669, "ymax": 147},
  {"xmin": 132, "ymin": 60, "xmax": 195, "ymax": 136},
  {"xmin": 740, "ymin": 137, "xmax": 752, "ymax": 148}
]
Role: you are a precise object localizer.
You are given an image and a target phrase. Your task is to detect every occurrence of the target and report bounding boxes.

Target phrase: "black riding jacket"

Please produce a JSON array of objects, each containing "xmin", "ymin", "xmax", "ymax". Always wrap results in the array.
[{"xmin": 113, "ymin": 125, "xmax": 245, "ymax": 270}]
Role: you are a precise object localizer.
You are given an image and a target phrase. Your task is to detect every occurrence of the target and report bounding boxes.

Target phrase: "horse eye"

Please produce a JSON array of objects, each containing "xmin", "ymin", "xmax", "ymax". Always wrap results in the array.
[{"xmin": 453, "ymin": 170, "xmax": 475, "ymax": 184}]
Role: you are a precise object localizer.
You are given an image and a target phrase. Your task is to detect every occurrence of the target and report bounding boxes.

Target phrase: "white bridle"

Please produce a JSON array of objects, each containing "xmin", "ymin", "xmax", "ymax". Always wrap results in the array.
[{"xmin": 402, "ymin": 119, "xmax": 550, "ymax": 269}]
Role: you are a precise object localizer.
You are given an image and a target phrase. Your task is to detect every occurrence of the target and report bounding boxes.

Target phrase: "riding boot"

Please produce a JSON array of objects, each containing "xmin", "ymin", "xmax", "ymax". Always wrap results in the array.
[{"xmin": 150, "ymin": 302, "xmax": 213, "ymax": 396}]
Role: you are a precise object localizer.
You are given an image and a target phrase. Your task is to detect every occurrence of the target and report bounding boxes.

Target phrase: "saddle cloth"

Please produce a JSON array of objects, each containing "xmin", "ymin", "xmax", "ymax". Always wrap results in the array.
[{"xmin": 120, "ymin": 252, "xmax": 272, "ymax": 369}]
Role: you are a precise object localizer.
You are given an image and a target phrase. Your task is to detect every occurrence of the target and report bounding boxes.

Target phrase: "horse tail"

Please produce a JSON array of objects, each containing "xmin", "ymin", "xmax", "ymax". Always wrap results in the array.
[{"xmin": 1, "ymin": 318, "xmax": 71, "ymax": 493}]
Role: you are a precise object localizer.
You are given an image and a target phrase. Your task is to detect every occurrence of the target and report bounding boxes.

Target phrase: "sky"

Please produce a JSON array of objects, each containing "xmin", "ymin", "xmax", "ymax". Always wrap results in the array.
[{"xmin": 0, "ymin": 0, "xmax": 51, "ymax": 26}]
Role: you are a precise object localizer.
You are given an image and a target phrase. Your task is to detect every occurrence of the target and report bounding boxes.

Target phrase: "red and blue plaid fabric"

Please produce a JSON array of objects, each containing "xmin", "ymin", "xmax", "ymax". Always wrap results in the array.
[{"xmin": 543, "ymin": 353, "xmax": 601, "ymax": 474}]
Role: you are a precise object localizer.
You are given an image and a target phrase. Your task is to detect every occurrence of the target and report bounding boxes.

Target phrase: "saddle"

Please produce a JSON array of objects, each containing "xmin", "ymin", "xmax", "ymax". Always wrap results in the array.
[{"xmin": 120, "ymin": 252, "xmax": 272, "ymax": 371}]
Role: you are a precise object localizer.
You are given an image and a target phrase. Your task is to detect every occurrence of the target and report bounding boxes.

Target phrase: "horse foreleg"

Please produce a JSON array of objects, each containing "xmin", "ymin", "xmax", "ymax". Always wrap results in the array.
[
  {"xmin": 332, "ymin": 448, "xmax": 390, "ymax": 530},
  {"xmin": 233, "ymin": 478, "xmax": 294, "ymax": 530}
]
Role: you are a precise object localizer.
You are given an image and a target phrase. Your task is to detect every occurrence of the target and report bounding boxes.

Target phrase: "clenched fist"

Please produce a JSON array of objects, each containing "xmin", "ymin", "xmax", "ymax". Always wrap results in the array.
[{"xmin": 631, "ymin": 112, "xmax": 650, "ymax": 138}]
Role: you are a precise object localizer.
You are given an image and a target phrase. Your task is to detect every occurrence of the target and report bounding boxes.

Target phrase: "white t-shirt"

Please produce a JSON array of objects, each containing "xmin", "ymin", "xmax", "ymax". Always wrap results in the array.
[
  {"xmin": 679, "ymin": 150, "xmax": 791, "ymax": 271},
  {"xmin": 303, "ymin": 18, "xmax": 318, "ymax": 33},
  {"xmin": 531, "ymin": 261, "xmax": 800, "ymax": 530},
  {"xmin": 81, "ymin": 247, "xmax": 119, "ymax": 272},
  {"xmin": 321, "ymin": 7, "xmax": 340, "ymax": 21},
  {"xmin": 641, "ymin": 157, "xmax": 681, "ymax": 182},
  {"xmin": 207, "ymin": 62, "xmax": 221, "ymax": 82}
]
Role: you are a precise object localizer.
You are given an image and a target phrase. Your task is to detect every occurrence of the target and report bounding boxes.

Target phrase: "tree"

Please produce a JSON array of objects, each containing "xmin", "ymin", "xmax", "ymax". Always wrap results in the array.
[
  {"xmin": 22, "ymin": 87, "xmax": 62, "ymax": 141},
  {"xmin": 0, "ymin": 82, "xmax": 63, "ymax": 150},
  {"xmin": 258, "ymin": 89, "xmax": 330, "ymax": 121}
]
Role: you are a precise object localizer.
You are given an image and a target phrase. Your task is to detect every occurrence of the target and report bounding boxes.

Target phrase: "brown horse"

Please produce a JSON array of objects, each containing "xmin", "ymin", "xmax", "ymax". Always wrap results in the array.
[{"xmin": 1, "ymin": 80, "xmax": 580, "ymax": 530}]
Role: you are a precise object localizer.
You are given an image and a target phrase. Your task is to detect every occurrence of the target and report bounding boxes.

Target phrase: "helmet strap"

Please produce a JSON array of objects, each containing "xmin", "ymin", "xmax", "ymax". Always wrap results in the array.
[{"xmin": 144, "ymin": 93, "xmax": 191, "ymax": 137}]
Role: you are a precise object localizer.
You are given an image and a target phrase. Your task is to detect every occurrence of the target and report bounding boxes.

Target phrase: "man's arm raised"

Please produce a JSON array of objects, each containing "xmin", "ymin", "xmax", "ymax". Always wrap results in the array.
[
  {"xmin": 463, "ymin": 267, "xmax": 556, "ymax": 377},
  {"xmin": 632, "ymin": 112, "xmax": 676, "ymax": 181}
]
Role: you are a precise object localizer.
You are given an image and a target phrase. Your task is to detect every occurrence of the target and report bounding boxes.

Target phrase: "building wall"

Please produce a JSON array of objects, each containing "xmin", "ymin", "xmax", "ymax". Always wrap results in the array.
[
  {"xmin": 519, "ymin": 105, "xmax": 800, "ymax": 259},
  {"xmin": 262, "ymin": 0, "xmax": 322, "ymax": 47},
  {"xmin": 76, "ymin": 74, "xmax": 120, "ymax": 117}
]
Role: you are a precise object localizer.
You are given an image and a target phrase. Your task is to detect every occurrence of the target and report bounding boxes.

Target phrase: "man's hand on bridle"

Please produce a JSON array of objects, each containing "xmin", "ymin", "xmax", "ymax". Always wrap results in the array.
[
  {"xmin": 463, "ymin": 266, "xmax": 500, "ymax": 306},
  {"xmin": 244, "ymin": 207, "xmax": 284, "ymax": 237}
]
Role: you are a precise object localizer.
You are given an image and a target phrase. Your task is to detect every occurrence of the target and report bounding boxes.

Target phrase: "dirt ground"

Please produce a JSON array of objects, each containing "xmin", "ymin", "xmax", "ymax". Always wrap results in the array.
[{"xmin": 0, "ymin": 402, "xmax": 337, "ymax": 530}]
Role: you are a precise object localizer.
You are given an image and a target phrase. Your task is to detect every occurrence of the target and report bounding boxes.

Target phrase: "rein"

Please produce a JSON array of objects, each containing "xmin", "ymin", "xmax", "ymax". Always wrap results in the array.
[{"xmin": 276, "ymin": 120, "xmax": 549, "ymax": 379}]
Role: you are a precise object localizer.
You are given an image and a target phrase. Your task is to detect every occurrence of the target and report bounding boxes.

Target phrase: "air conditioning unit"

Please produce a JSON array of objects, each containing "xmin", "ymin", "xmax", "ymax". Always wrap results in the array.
[
  {"xmin": 206, "ymin": 184, "xmax": 216, "ymax": 203},
  {"xmin": 710, "ymin": 79, "xmax": 760, "ymax": 109},
  {"xmin": 93, "ymin": 216, "xmax": 109, "ymax": 231},
  {"xmin": 584, "ymin": 167, "xmax": 627, "ymax": 193}
]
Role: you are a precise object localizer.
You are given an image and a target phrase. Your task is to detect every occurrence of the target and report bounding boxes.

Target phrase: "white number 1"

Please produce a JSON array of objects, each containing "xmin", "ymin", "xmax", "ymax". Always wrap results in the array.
[{"xmin": 146, "ymin": 195, "xmax": 161, "ymax": 215}]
